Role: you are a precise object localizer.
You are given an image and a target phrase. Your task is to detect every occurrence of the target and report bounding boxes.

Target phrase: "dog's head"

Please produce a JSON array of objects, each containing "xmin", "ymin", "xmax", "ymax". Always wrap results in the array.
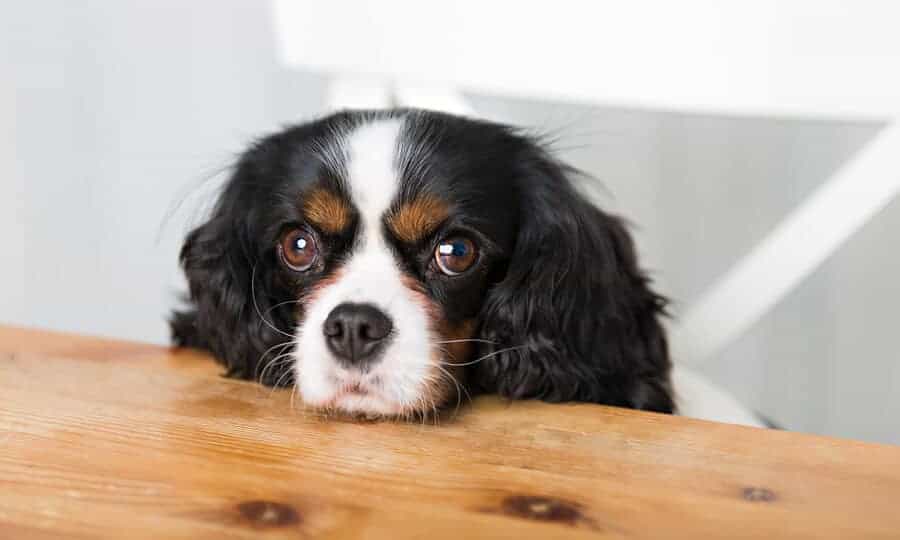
[{"xmin": 172, "ymin": 109, "xmax": 673, "ymax": 418}]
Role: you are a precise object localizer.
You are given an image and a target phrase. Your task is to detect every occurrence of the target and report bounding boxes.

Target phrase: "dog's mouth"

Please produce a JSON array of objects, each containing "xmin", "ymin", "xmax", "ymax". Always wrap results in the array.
[
  {"xmin": 339, "ymin": 381, "xmax": 369, "ymax": 396},
  {"xmin": 330, "ymin": 374, "xmax": 382, "ymax": 398},
  {"xmin": 330, "ymin": 380, "xmax": 379, "ymax": 402},
  {"xmin": 298, "ymin": 359, "xmax": 461, "ymax": 420},
  {"xmin": 315, "ymin": 374, "xmax": 406, "ymax": 416}
]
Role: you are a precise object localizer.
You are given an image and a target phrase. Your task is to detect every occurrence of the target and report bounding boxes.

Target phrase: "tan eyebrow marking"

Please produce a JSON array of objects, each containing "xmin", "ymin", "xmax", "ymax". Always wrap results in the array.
[
  {"xmin": 386, "ymin": 195, "xmax": 451, "ymax": 244},
  {"xmin": 303, "ymin": 188, "xmax": 353, "ymax": 234}
]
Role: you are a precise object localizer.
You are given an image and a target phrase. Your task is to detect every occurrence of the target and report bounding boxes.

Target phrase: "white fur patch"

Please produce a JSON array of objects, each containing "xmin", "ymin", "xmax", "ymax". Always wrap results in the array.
[{"xmin": 294, "ymin": 118, "xmax": 436, "ymax": 415}]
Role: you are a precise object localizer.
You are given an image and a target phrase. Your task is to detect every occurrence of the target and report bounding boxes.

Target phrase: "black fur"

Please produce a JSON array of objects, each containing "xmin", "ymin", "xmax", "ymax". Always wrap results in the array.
[
  {"xmin": 172, "ymin": 129, "xmax": 303, "ymax": 385},
  {"xmin": 171, "ymin": 109, "xmax": 674, "ymax": 413},
  {"xmin": 470, "ymin": 152, "xmax": 673, "ymax": 412}
]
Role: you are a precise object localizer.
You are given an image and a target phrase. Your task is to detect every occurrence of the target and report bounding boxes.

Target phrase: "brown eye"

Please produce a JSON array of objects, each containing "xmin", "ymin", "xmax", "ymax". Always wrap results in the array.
[
  {"xmin": 278, "ymin": 228, "xmax": 318, "ymax": 271},
  {"xmin": 434, "ymin": 236, "xmax": 477, "ymax": 275}
]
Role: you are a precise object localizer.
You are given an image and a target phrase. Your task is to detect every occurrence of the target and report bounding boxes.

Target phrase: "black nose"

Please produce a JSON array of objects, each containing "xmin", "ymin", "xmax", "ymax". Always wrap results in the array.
[{"xmin": 323, "ymin": 302, "xmax": 393, "ymax": 369}]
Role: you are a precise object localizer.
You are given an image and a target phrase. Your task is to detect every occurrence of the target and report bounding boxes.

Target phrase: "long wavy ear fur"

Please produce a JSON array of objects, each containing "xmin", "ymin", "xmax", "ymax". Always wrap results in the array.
[
  {"xmin": 472, "ymin": 153, "xmax": 674, "ymax": 413},
  {"xmin": 169, "ymin": 157, "xmax": 292, "ymax": 386}
]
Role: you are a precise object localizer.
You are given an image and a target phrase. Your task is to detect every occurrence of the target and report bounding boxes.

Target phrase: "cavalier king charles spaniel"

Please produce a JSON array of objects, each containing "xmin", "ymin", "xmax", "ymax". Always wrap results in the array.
[{"xmin": 171, "ymin": 109, "xmax": 763, "ymax": 426}]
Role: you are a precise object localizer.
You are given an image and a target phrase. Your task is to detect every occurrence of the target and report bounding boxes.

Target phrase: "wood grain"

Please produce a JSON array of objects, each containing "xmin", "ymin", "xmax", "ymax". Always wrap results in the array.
[{"xmin": 2, "ymin": 325, "xmax": 899, "ymax": 539}]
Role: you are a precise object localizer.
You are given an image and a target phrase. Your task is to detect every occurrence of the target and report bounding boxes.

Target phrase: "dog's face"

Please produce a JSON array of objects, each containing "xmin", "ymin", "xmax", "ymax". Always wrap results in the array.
[
  {"xmin": 280, "ymin": 115, "xmax": 518, "ymax": 416},
  {"xmin": 173, "ymin": 110, "xmax": 674, "ymax": 418}
]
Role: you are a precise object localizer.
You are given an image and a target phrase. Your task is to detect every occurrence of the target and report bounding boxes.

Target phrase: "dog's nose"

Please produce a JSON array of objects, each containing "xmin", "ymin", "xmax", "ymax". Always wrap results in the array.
[{"xmin": 323, "ymin": 302, "xmax": 393, "ymax": 369}]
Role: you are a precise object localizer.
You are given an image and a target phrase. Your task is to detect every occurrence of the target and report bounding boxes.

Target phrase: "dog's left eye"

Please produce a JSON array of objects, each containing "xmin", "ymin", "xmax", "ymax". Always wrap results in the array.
[
  {"xmin": 434, "ymin": 236, "xmax": 477, "ymax": 275},
  {"xmin": 278, "ymin": 228, "xmax": 318, "ymax": 271}
]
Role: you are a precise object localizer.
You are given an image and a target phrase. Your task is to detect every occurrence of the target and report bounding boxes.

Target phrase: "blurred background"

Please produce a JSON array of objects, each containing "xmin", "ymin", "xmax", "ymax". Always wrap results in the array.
[{"xmin": 2, "ymin": 1, "xmax": 898, "ymax": 444}]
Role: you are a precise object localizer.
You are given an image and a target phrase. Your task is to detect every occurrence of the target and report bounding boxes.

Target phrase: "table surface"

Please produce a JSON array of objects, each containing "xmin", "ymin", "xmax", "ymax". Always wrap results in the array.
[{"xmin": 3, "ymin": 326, "xmax": 900, "ymax": 539}]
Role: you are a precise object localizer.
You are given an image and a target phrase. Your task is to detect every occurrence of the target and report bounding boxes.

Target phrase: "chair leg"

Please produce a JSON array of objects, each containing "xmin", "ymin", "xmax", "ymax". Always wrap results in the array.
[{"xmin": 671, "ymin": 124, "xmax": 900, "ymax": 366}]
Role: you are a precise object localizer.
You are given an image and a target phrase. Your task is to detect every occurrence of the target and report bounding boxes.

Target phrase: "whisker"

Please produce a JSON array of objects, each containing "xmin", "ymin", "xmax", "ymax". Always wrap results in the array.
[
  {"xmin": 420, "ymin": 374, "xmax": 443, "ymax": 427},
  {"xmin": 270, "ymin": 362, "xmax": 295, "ymax": 393},
  {"xmin": 431, "ymin": 338, "xmax": 498, "ymax": 345},
  {"xmin": 432, "ymin": 344, "xmax": 464, "ymax": 365},
  {"xmin": 262, "ymin": 352, "xmax": 296, "ymax": 395},
  {"xmin": 256, "ymin": 341, "xmax": 294, "ymax": 384},
  {"xmin": 418, "ymin": 373, "xmax": 440, "ymax": 426},
  {"xmin": 440, "ymin": 345, "xmax": 530, "ymax": 367},
  {"xmin": 251, "ymin": 264, "xmax": 295, "ymax": 339},
  {"xmin": 434, "ymin": 364, "xmax": 467, "ymax": 419},
  {"xmin": 263, "ymin": 298, "xmax": 304, "ymax": 318},
  {"xmin": 418, "ymin": 395, "xmax": 427, "ymax": 428},
  {"xmin": 289, "ymin": 381, "xmax": 299, "ymax": 412},
  {"xmin": 257, "ymin": 351, "xmax": 293, "ymax": 387}
]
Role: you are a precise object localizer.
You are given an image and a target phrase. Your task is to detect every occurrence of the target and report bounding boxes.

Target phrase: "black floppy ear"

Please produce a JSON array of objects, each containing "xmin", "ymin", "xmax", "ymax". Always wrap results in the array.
[
  {"xmin": 472, "ymin": 157, "xmax": 674, "ymax": 413},
  {"xmin": 170, "ymin": 170, "xmax": 292, "ymax": 385}
]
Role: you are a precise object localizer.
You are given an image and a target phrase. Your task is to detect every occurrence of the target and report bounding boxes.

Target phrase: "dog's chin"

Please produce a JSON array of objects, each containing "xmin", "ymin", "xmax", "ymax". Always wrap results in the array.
[
  {"xmin": 309, "ymin": 395, "xmax": 432, "ymax": 422},
  {"xmin": 298, "ymin": 375, "xmax": 431, "ymax": 421},
  {"xmin": 329, "ymin": 391, "xmax": 404, "ymax": 418},
  {"xmin": 294, "ymin": 344, "xmax": 461, "ymax": 420}
]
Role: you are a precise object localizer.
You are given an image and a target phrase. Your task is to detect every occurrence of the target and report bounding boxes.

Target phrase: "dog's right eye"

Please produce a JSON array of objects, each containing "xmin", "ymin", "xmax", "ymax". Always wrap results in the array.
[{"xmin": 278, "ymin": 228, "xmax": 318, "ymax": 272}]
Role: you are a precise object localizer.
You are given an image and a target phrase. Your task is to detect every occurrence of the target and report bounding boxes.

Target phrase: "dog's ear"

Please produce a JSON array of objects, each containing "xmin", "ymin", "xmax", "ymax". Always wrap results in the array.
[
  {"xmin": 472, "ymin": 155, "xmax": 674, "ymax": 413},
  {"xmin": 170, "ymin": 161, "xmax": 292, "ymax": 385}
]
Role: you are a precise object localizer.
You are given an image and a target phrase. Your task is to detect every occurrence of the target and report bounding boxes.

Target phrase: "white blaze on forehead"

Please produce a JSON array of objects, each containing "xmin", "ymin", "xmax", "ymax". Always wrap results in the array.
[
  {"xmin": 295, "ymin": 117, "xmax": 434, "ymax": 414},
  {"xmin": 345, "ymin": 119, "xmax": 403, "ymax": 238}
]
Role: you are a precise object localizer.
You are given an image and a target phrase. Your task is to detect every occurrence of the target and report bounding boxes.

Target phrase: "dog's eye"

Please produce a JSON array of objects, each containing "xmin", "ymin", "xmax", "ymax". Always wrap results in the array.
[
  {"xmin": 278, "ymin": 228, "xmax": 318, "ymax": 271},
  {"xmin": 434, "ymin": 236, "xmax": 477, "ymax": 276}
]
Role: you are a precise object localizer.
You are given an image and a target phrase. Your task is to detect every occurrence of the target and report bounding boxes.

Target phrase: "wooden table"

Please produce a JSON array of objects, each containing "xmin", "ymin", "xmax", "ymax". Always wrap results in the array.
[{"xmin": 2, "ymin": 326, "xmax": 899, "ymax": 539}]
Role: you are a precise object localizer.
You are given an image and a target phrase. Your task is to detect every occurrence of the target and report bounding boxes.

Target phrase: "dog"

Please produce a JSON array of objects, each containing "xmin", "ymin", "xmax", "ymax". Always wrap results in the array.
[{"xmin": 172, "ymin": 108, "xmax": 762, "ymax": 426}]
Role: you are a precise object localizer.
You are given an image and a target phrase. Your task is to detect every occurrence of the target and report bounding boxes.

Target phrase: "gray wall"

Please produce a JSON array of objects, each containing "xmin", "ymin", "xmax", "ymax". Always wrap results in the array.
[
  {"xmin": 1, "ymin": 0, "xmax": 326, "ymax": 343},
  {"xmin": 2, "ymin": 1, "xmax": 897, "ymax": 444}
]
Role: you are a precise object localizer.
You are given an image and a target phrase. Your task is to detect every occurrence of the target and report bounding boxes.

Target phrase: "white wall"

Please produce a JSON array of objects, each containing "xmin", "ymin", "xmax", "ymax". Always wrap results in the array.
[
  {"xmin": 1, "ymin": 0, "xmax": 326, "ymax": 342},
  {"xmin": 0, "ymin": 74, "xmax": 26, "ymax": 324}
]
